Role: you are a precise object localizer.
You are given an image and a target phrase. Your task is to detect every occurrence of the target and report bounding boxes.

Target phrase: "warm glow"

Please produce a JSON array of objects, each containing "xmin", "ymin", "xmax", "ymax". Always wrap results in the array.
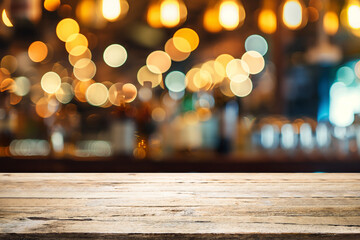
[
  {"xmin": 230, "ymin": 77, "xmax": 253, "ymax": 97},
  {"xmin": 138, "ymin": 87, "xmax": 152, "ymax": 102},
  {"xmin": 160, "ymin": 0, "xmax": 180, "ymax": 28},
  {"xmin": 122, "ymin": 83, "xmax": 137, "ymax": 103},
  {"xmin": 219, "ymin": 0, "xmax": 242, "ymax": 30},
  {"xmin": 2, "ymin": 10, "xmax": 13, "ymax": 27},
  {"xmin": 323, "ymin": 11, "xmax": 339, "ymax": 35},
  {"xmin": 109, "ymin": 83, "xmax": 137, "ymax": 105},
  {"xmin": 173, "ymin": 28, "xmax": 199, "ymax": 52},
  {"xmin": 69, "ymin": 47, "xmax": 92, "ymax": 66},
  {"xmin": 36, "ymin": 98, "xmax": 59, "ymax": 118},
  {"xmin": 1, "ymin": 78, "xmax": 15, "ymax": 92},
  {"xmin": 73, "ymin": 59, "xmax": 96, "ymax": 81},
  {"xmin": 355, "ymin": 60, "xmax": 360, "ymax": 79},
  {"xmin": 44, "ymin": 0, "xmax": 61, "ymax": 12},
  {"xmin": 65, "ymin": 33, "xmax": 88, "ymax": 56},
  {"xmin": 203, "ymin": 7, "xmax": 222, "ymax": 33},
  {"xmin": 86, "ymin": 83, "xmax": 109, "ymax": 106},
  {"xmin": 164, "ymin": 38, "xmax": 190, "ymax": 62},
  {"xmin": 146, "ymin": 50, "xmax": 171, "ymax": 74},
  {"xmin": 76, "ymin": 0, "xmax": 104, "ymax": 27},
  {"xmin": 202, "ymin": 60, "xmax": 224, "ymax": 85},
  {"xmin": 56, "ymin": 18, "xmax": 80, "ymax": 42},
  {"xmin": 147, "ymin": 2, "xmax": 162, "ymax": 28},
  {"xmin": 215, "ymin": 54, "xmax": 234, "ymax": 74},
  {"xmin": 41, "ymin": 72, "xmax": 61, "ymax": 94},
  {"xmin": 283, "ymin": 0, "xmax": 303, "ymax": 30},
  {"xmin": 10, "ymin": 94, "xmax": 22, "ymax": 105},
  {"xmin": 1, "ymin": 55, "xmax": 18, "ymax": 74},
  {"xmin": 14, "ymin": 77, "xmax": 30, "ymax": 97},
  {"xmin": 55, "ymin": 82, "xmax": 74, "ymax": 104},
  {"xmin": 241, "ymin": 51, "xmax": 265, "ymax": 75},
  {"xmin": 186, "ymin": 68, "xmax": 201, "ymax": 92},
  {"xmin": 28, "ymin": 41, "xmax": 48, "ymax": 63},
  {"xmin": 226, "ymin": 59, "xmax": 249, "ymax": 83},
  {"xmin": 258, "ymin": 9, "xmax": 277, "ymax": 34},
  {"xmin": 137, "ymin": 65, "xmax": 162, "ymax": 88},
  {"xmin": 152, "ymin": 107, "xmax": 166, "ymax": 122},
  {"xmin": 103, "ymin": 44, "xmax": 127, "ymax": 68},
  {"xmin": 102, "ymin": 0, "xmax": 121, "ymax": 22},
  {"xmin": 347, "ymin": 1, "xmax": 360, "ymax": 29},
  {"xmin": 74, "ymin": 80, "xmax": 94, "ymax": 102},
  {"xmin": 193, "ymin": 69, "xmax": 213, "ymax": 91}
]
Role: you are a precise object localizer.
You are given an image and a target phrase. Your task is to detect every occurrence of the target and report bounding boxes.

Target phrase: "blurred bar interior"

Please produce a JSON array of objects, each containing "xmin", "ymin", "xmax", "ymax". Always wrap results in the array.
[{"xmin": 1, "ymin": 0, "xmax": 360, "ymax": 171}]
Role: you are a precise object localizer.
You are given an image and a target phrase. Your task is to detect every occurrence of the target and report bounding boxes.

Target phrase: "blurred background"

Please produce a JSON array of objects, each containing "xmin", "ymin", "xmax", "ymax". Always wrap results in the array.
[{"xmin": 0, "ymin": 0, "xmax": 360, "ymax": 172}]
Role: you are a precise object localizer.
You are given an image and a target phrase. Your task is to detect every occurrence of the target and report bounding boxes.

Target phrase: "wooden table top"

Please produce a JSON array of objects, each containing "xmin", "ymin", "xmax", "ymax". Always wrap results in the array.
[{"xmin": 0, "ymin": 173, "xmax": 360, "ymax": 239}]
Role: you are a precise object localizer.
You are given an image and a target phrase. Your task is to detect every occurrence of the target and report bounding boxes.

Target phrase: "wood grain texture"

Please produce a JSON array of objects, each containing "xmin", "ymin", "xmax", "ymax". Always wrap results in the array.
[{"xmin": 0, "ymin": 173, "xmax": 359, "ymax": 239}]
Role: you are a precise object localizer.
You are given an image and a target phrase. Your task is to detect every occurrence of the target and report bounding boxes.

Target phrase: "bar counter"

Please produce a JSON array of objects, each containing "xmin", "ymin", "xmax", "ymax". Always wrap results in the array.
[{"xmin": 0, "ymin": 173, "xmax": 360, "ymax": 239}]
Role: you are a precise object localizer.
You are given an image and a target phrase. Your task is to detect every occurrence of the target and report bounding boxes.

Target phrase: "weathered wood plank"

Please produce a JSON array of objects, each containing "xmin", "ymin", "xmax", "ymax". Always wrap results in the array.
[{"xmin": 0, "ymin": 173, "xmax": 359, "ymax": 239}]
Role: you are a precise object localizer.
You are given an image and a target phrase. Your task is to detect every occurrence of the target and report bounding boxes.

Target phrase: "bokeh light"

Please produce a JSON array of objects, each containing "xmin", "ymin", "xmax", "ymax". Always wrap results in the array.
[
  {"xmin": 241, "ymin": 51, "xmax": 265, "ymax": 74},
  {"xmin": 56, "ymin": 82, "xmax": 74, "ymax": 104},
  {"xmin": 258, "ymin": 9, "xmax": 277, "ymax": 34},
  {"xmin": 36, "ymin": 97, "xmax": 59, "ymax": 118},
  {"xmin": 355, "ymin": 60, "xmax": 360, "ymax": 79},
  {"xmin": 186, "ymin": 67, "xmax": 201, "ymax": 92},
  {"xmin": 14, "ymin": 77, "xmax": 31, "ymax": 97},
  {"xmin": 103, "ymin": 44, "xmax": 127, "ymax": 68},
  {"xmin": 336, "ymin": 66, "xmax": 355, "ymax": 86},
  {"xmin": 109, "ymin": 82, "xmax": 137, "ymax": 105},
  {"xmin": 2, "ymin": 10, "xmax": 13, "ymax": 27},
  {"xmin": 74, "ymin": 79, "xmax": 94, "ymax": 102},
  {"xmin": 164, "ymin": 38, "xmax": 190, "ymax": 62},
  {"xmin": 282, "ymin": 0, "xmax": 303, "ymax": 30},
  {"xmin": 165, "ymin": 71, "xmax": 186, "ymax": 92},
  {"xmin": 28, "ymin": 41, "xmax": 48, "ymax": 63},
  {"xmin": 203, "ymin": 6, "xmax": 222, "ymax": 33},
  {"xmin": 44, "ymin": 0, "xmax": 61, "ymax": 12},
  {"xmin": 230, "ymin": 77, "xmax": 253, "ymax": 97},
  {"xmin": 193, "ymin": 68, "xmax": 213, "ymax": 91},
  {"xmin": 323, "ymin": 11, "xmax": 339, "ymax": 35},
  {"xmin": 226, "ymin": 59, "xmax": 249, "ymax": 83},
  {"xmin": 152, "ymin": 107, "xmax": 166, "ymax": 122},
  {"xmin": 65, "ymin": 33, "xmax": 88, "ymax": 56},
  {"xmin": 168, "ymin": 89, "xmax": 185, "ymax": 100},
  {"xmin": 1, "ymin": 55, "xmax": 18, "ymax": 74},
  {"xmin": 219, "ymin": 0, "xmax": 245, "ymax": 30},
  {"xmin": 76, "ymin": 0, "xmax": 103, "ymax": 27},
  {"xmin": 147, "ymin": 2, "xmax": 162, "ymax": 28},
  {"xmin": 173, "ymin": 28, "xmax": 199, "ymax": 52},
  {"xmin": 86, "ymin": 82, "xmax": 109, "ymax": 106},
  {"xmin": 146, "ymin": 50, "xmax": 171, "ymax": 74},
  {"xmin": 1, "ymin": 78, "xmax": 15, "ymax": 92},
  {"xmin": 215, "ymin": 54, "xmax": 234, "ymax": 75},
  {"xmin": 347, "ymin": 1, "xmax": 360, "ymax": 30},
  {"xmin": 137, "ymin": 65, "xmax": 162, "ymax": 88},
  {"xmin": 102, "ymin": 0, "xmax": 121, "ymax": 22},
  {"xmin": 69, "ymin": 47, "xmax": 92, "ymax": 66},
  {"xmin": 245, "ymin": 34, "xmax": 268, "ymax": 56},
  {"xmin": 73, "ymin": 59, "xmax": 96, "ymax": 81},
  {"xmin": 10, "ymin": 94, "xmax": 22, "ymax": 105},
  {"xmin": 41, "ymin": 72, "xmax": 61, "ymax": 94},
  {"xmin": 56, "ymin": 18, "xmax": 80, "ymax": 42},
  {"xmin": 30, "ymin": 84, "xmax": 43, "ymax": 104},
  {"xmin": 160, "ymin": 0, "xmax": 181, "ymax": 28},
  {"xmin": 138, "ymin": 87, "xmax": 153, "ymax": 102},
  {"xmin": 202, "ymin": 60, "xmax": 224, "ymax": 85}
]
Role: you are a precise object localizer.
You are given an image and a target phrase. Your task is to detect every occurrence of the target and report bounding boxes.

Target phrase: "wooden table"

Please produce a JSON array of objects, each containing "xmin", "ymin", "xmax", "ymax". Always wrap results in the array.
[{"xmin": 0, "ymin": 173, "xmax": 360, "ymax": 239}]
